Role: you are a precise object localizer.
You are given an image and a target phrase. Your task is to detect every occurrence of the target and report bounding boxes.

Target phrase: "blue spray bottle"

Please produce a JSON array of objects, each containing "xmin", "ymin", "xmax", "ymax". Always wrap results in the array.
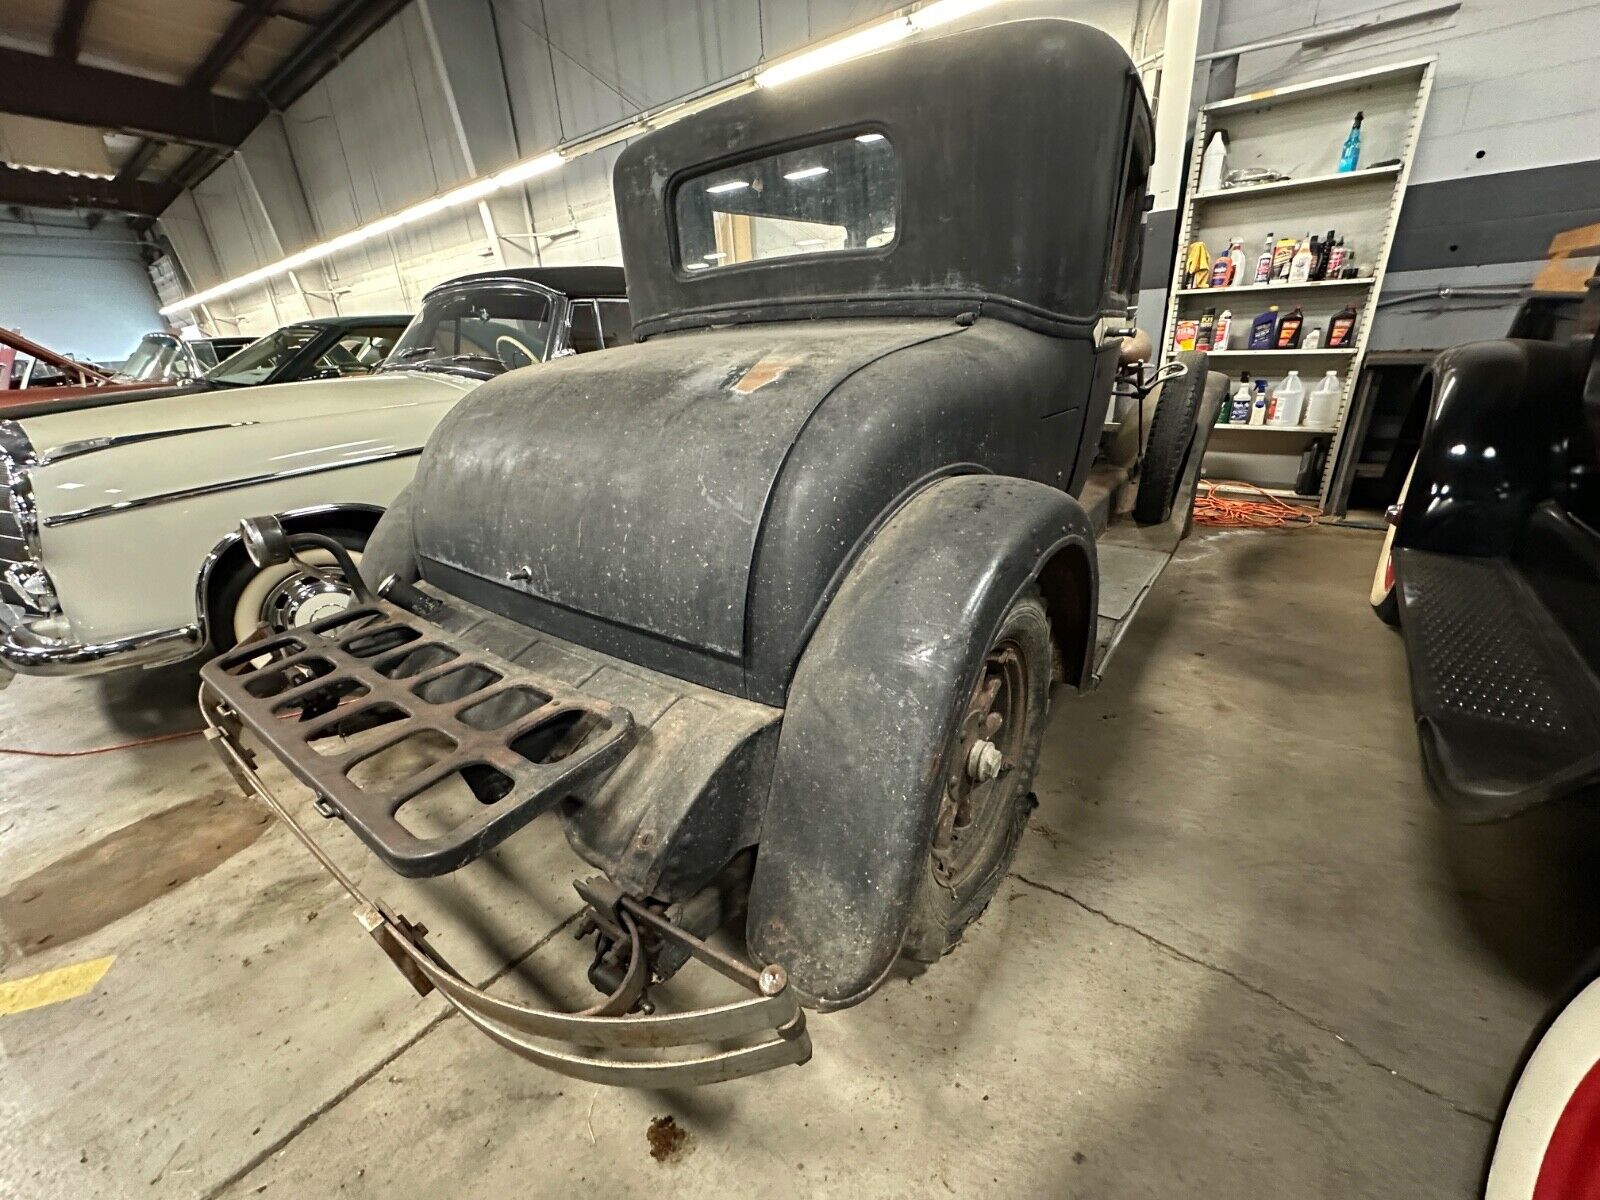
[{"xmin": 1338, "ymin": 111, "xmax": 1364, "ymax": 173}]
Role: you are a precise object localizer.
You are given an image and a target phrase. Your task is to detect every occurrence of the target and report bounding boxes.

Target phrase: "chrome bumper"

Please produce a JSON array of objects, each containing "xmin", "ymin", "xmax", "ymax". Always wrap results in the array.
[
  {"xmin": 0, "ymin": 608, "xmax": 200, "ymax": 677},
  {"xmin": 200, "ymin": 684, "xmax": 812, "ymax": 1088}
]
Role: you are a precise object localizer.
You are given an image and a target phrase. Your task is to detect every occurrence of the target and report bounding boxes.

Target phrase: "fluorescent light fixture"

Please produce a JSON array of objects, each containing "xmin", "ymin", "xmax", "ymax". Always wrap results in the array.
[
  {"xmin": 160, "ymin": 150, "xmax": 565, "ymax": 315},
  {"xmin": 10, "ymin": 162, "xmax": 116, "ymax": 180},
  {"xmin": 755, "ymin": 19, "xmax": 912, "ymax": 88},
  {"xmin": 753, "ymin": 0, "xmax": 997, "ymax": 87},
  {"xmin": 908, "ymin": 0, "xmax": 998, "ymax": 30},
  {"xmin": 162, "ymin": 0, "xmax": 1006, "ymax": 315},
  {"xmin": 705, "ymin": 179, "xmax": 751, "ymax": 194}
]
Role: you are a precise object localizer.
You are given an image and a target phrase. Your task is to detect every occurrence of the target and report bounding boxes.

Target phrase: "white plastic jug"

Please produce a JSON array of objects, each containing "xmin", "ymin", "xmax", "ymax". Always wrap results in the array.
[
  {"xmin": 1305, "ymin": 371, "xmax": 1343, "ymax": 428},
  {"xmin": 1200, "ymin": 131, "xmax": 1228, "ymax": 192},
  {"xmin": 1267, "ymin": 371, "xmax": 1305, "ymax": 426}
]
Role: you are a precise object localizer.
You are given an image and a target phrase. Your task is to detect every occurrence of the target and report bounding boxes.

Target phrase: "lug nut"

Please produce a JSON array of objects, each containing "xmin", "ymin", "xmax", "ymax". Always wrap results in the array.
[{"xmin": 967, "ymin": 739, "xmax": 1004, "ymax": 783}]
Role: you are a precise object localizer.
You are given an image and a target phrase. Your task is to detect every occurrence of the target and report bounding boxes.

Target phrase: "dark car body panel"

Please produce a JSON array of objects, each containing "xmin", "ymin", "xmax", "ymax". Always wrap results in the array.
[
  {"xmin": 616, "ymin": 19, "xmax": 1148, "ymax": 341},
  {"xmin": 1392, "ymin": 332, "xmax": 1600, "ymax": 818},
  {"xmin": 410, "ymin": 314, "xmax": 1113, "ymax": 705}
]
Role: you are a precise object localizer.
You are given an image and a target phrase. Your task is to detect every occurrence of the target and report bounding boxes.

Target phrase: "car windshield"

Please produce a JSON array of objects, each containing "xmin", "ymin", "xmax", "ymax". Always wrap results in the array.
[
  {"xmin": 113, "ymin": 334, "xmax": 187, "ymax": 382},
  {"xmin": 207, "ymin": 326, "xmax": 320, "ymax": 386},
  {"xmin": 383, "ymin": 282, "xmax": 555, "ymax": 378},
  {"xmin": 673, "ymin": 132, "xmax": 899, "ymax": 271}
]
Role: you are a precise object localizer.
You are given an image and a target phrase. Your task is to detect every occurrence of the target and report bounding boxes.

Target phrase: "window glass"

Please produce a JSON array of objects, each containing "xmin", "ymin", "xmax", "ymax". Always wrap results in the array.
[
  {"xmin": 568, "ymin": 302, "xmax": 605, "ymax": 354},
  {"xmin": 385, "ymin": 282, "xmax": 554, "ymax": 378},
  {"xmin": 113, "ymin": 334, "xmax": 185, "ymax": 382},
  {"xmin": 208, "ymin": 326, "xmax": 320, "ymax": 386},
  {"xmin": 310, "ymin": 328, "xmax": 400, "ymax": 377},
  {"xmin": 673, "ymin": 134, "xmax": 897, "ymax": 272},
  {"xmin": 596, "ymin": 300, "xmax": 632, "ymax": 348}
]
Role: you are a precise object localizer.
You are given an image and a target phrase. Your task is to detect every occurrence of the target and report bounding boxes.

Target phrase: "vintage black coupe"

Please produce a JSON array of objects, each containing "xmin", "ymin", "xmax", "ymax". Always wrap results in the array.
[
  {"xmin": 199, "ymin": 17, "xmax": 1222, "ymax": 1086},
  {"xmin": 1371, "ymin": 298, "xmax": 1600, "ymax": 821}
]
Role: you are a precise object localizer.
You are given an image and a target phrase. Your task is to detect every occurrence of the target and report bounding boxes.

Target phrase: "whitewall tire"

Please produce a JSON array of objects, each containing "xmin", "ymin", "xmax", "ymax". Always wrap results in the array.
[{"xmin": 229, "ymin": 547, "xmax": 364, "ymax": 644}]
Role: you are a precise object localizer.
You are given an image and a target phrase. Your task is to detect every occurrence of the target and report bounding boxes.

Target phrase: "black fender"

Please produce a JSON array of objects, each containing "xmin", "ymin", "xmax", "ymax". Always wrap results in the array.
[
  {"xmin": 358, "ymin": 484, "xmax": 419, "ymax": 590},
  {"xmin": 746, "ymin": 474, "xmax": 1097, "ymax": 1009},
  {"xmin": 1400, "ymin": 338, "xmax": 1589, "ymax": 557}
]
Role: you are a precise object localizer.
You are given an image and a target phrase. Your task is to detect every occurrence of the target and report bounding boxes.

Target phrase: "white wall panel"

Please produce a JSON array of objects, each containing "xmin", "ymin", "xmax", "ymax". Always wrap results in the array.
[{"xmin": 0, "ymin": 219, "xmax": 164, "ymax": 363}]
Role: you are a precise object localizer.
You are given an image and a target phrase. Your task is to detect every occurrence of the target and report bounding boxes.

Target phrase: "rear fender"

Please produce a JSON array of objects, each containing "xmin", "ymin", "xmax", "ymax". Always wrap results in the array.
[
  {"xmin": 746, "ymin": 475, "xmax": 1096, "ymax": 1009},
  {"xmin": 1402, "ymin": 339, "xmax": 1587, "ymax": 557}
]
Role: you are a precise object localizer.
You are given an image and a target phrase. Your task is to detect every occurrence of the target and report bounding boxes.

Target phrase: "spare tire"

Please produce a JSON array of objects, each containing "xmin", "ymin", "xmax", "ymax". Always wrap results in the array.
[{"xmin": 1133, "ymin": 351, "xmax": 1210, "ymax": 526}]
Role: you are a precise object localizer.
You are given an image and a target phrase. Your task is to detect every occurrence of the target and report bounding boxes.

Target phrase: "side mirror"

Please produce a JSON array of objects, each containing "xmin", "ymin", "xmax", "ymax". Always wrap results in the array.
[{"xmin": 239, "ymin": 515, "xmax": 293, "ymax": 569}]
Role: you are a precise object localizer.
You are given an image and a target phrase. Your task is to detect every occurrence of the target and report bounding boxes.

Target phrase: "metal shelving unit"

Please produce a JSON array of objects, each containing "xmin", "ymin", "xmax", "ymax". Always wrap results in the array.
[{"xmin": 1162, "ymin": 58, "xmax": 1434, "ymax": 509}]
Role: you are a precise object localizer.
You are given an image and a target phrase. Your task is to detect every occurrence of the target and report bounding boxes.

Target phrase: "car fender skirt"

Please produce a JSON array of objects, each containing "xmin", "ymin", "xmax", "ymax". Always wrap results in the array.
[
  {"xmin": 747, "ymin": 475, "xmax": 1096, "ymax": 1009},
  {"xmin": 359, "ymin": 484, "xmax": 419, "ymax": 590}
]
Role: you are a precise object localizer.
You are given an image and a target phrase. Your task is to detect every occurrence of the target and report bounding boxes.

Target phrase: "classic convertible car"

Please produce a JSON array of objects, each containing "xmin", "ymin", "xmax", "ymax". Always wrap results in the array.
[
  {"xmin": 200, "ymin": 17, "xmax": 1222, "ymax": 1087},
  {"xmin": 2, "ymin": 315, "xmax": 412, "ymax": 421},
  {"xmin": 0, "ymin": 265, "xmax": 627, "ymax": 681},
  {"xmin": 0, "ymin": 331, "xmax": 252, "ymax": 411}
]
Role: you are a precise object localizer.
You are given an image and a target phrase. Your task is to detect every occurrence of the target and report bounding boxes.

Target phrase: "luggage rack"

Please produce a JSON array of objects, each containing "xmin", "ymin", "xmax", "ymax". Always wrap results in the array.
[
  {"xmin": 200, "ymin": 679, "xmax": 811, "ymax": 1086},
  {"xmin": 198, "ymin": 598, "xmax": 637, "ymax": 877}
]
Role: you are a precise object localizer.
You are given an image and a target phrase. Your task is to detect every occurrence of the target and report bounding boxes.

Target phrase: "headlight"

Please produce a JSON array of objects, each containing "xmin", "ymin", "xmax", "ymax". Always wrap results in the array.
[{"xmin": 5, "ymin": 562, "xmax": 59, "ymax": 615}]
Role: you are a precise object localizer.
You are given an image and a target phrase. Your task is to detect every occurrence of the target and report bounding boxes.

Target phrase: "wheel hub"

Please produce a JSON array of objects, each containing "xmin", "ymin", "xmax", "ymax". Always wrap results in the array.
[
  {"xmin": 262, "ymin": 569, "xmax": 356, "ymax": 633},
  {"xmin": 932, "ymin": 642, "xmax": 1028, "ymax": 890}
]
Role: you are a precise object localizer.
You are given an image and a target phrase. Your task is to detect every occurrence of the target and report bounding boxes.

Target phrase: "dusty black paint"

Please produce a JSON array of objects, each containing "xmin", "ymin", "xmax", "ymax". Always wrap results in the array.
[
  {"xmin": 748, "ymin": 475, "xmax": 1096, "ymax": 1008},
  {"xmin": 614, "ymin": 18, "xmax": 1150, "ymax": 340}
]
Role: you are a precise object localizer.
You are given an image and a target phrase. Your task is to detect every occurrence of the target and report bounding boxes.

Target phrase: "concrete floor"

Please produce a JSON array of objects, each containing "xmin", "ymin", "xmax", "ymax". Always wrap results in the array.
[{"xmin": 2, "ymin": 525, "xmax": 1596, "ymax": 1198}]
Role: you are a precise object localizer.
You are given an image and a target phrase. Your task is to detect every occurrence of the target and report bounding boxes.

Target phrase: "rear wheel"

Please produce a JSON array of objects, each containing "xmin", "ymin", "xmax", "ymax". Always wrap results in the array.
[
  {"xmin": 1133, "ymin": 351, "xmax": 1210, "ymax": 526},
  {"xmin": 211, "ymin": 529, "xmax": 367, "ymax": 652},
  {"xmin": 902, "ymin": 588, "xmax": 1052, "ymax": 962}
]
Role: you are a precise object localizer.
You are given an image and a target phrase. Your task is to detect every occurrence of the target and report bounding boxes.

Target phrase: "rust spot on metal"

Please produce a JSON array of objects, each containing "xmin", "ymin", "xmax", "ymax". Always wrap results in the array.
[
  {"xmin": 730, "ymin": 354, "xmax": 802, "ymax": 395},
  {"xmin": 647, "ymin": 1115, "xmax": 692, "ymax": 1164}
]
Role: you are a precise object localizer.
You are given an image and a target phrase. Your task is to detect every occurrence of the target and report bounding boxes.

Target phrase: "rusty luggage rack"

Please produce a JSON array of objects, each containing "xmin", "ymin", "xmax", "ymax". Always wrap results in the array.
[{"xmin": 199, "ymin": 597, "xmax": 810, "ymax": 1086}]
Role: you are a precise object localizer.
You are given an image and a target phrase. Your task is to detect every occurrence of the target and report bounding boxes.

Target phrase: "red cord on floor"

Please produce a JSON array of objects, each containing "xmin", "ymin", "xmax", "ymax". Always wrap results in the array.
[
  {"xmin": 1192, "ymin": 480, "xmax": 1321, "ymax": 529},
  {"xmin": 0, "ymin": 728, "xmax": 205, "ymax": 758}
]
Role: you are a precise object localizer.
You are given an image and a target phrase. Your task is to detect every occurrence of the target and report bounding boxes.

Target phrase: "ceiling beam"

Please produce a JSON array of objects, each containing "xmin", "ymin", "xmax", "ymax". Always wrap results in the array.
[
  {"xmin": 190, "ymin": 1, "xmax": 278, "ymax": 91},
  {"xmin": 0, "ymin": 47, "xmax": 265, "ymax": 148},
  {"xmin": 114, "ymin": 139, "xmax": 165, "ymax": 185},
  {"xmin": 52, "ymin": 0, "xmax": 95, "ymax": 60},
  {"xmin": 0, "ymin": 165, "xmax": 174, "ymax": 217},
  {"xmin": 260, "ymin": 0, "xmax": 412, "ymax": 108}
]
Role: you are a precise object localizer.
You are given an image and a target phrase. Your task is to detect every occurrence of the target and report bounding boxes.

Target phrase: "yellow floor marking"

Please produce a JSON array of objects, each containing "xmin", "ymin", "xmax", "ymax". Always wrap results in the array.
[{"xmin": 0, "ymin": 955, "xmax": 115, "ymax": 1017}]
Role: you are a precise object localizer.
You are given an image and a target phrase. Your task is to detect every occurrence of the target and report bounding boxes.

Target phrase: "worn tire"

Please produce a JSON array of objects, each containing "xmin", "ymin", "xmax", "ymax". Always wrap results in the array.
[
  {"xmin": 1132, "ymin": 351, "xmax": 1209, "ymax": 526},
  {"xmin": 210, "ymin": 529, "xmax": 367, "ymax": 653},
  {"xmin": 902, "ymin": 587, "xmax": 1053, "ymax": 962}
]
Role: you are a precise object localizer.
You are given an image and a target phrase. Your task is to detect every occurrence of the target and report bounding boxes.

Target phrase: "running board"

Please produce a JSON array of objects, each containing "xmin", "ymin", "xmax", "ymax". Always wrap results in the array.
[{"xmin": 1090, "ymin": 370, "xmax": 1227, "ymax": 682}]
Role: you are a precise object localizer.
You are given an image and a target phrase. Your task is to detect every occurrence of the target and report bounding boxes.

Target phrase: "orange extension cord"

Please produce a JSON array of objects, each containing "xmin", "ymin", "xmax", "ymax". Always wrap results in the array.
[
  {"xmin": 0, "ymin": 727, "xmax": 204, "ymax": 758},
  {"xmin": 1192, "ymin": 479, "xmax": 1322, "ymax": 529}
]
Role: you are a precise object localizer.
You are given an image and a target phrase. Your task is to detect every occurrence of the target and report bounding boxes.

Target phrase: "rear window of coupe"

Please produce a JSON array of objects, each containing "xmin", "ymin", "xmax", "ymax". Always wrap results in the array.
[{"xmin": 673, "ymin": 133, "xmax": 898, "ymax": 274}]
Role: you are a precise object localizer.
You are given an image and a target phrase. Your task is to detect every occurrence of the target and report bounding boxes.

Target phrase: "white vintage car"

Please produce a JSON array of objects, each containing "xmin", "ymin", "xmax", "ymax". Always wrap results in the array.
[{"xmin": 0, "ymin": 265, "xmax": 629, "ymax": 680}]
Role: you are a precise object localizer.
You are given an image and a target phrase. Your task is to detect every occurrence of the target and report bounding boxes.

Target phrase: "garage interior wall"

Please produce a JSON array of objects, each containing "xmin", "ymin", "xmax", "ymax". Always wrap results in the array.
[
  {"xmin": 1141, "ymin": 0, "xmax": 1600, "ymax": 352},
  {"xmin": 158, "ymin": 0, "xmax": 1165, "ymax": 333},
  {"xmin": 0, "ymin": 210, "xmax": 164, "ymax": 363}
]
